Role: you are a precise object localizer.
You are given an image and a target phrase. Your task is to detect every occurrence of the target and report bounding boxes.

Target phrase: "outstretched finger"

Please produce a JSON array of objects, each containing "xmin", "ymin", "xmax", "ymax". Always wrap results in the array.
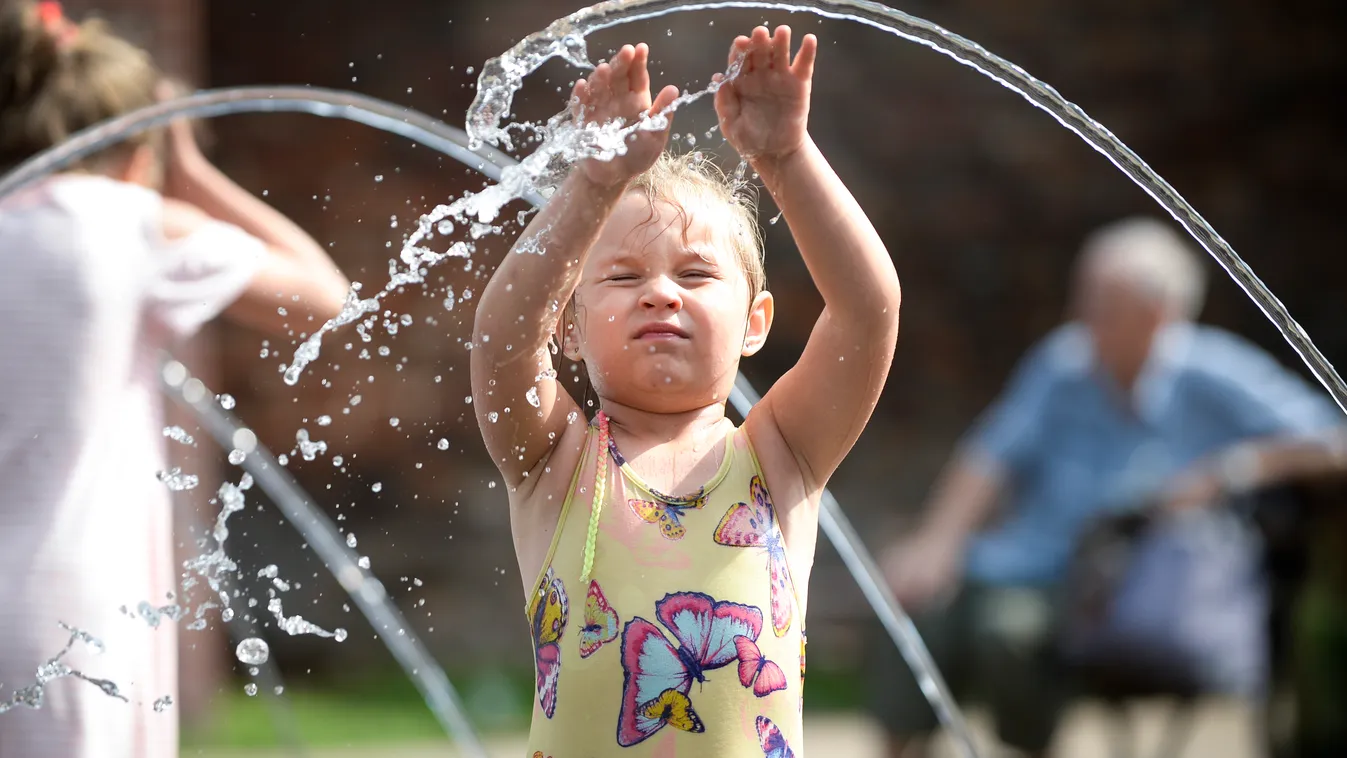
[
  {"xmin": 748, "ymin": 26, "xmax": 771, "ymax": 73},
  {"xmin": 650, "ymin": 84, "xmax": 680, "ymax": 116},
  {"xmin": 609, "ymin": 46, "xmax": 634, "ymax": 91},
  {"xmin": 791, "ymin": 32, "xmax": 818, "ymax": 80},
  {"xmin": 571, "ymin": 78, "xmax": 589, "ymax": 117},
  {"xmin": 714, "ymin": 73, "xmax": 739, "ymax": 119},
  {"xmin": 771, "ymin": 25, "xmax": 791, "ymax": 69},
  {"xmin": 728, "ymin": 34, "xmax": 751, "ymax": 70},
  {"xmin": 630, "ymin": 43, "xmax": 650, "ymax": 95}
]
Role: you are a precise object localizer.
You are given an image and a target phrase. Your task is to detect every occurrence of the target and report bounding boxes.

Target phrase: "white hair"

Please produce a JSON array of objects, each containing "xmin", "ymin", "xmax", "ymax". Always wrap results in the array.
[{"xmin": 1078, "ymin": 216, "xmax": 1208, "ymax": 319}]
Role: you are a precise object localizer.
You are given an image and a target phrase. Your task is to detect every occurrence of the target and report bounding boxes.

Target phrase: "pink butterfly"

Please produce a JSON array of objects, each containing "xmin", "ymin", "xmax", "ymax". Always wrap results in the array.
[
  {"xmin": 733, "ymin": 635, "xmax": 787, "ymax": 697},
  {"xmin": 756, "ymin": 715, "xmax": 797, "ymax": 758},
  {"xmin": 714, "ymin": 475, "xmax": 794, "ymax": 637},
  {"xmin": 528, "ymin": 568, "xmax": 568, "ymax": 718},
  {"xmin": 579, "ymin": 580, "xmax": 619, "ymax": 658},
  {"xmin": 618, "ymin": 591, "xmax": 763, "ymax": 746}
]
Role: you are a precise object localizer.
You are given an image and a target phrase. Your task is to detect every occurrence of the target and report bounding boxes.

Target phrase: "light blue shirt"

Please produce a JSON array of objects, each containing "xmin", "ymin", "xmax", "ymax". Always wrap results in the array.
[{"xmin": 963, "ymin": 321, "xmax": 1343, "ymax": 586}]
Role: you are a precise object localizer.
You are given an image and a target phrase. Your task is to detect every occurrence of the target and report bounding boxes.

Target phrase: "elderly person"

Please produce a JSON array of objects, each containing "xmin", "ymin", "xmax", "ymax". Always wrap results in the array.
[{"xmin": 875, "ymin": 217, "xmax": 1347, "ymax": 758}]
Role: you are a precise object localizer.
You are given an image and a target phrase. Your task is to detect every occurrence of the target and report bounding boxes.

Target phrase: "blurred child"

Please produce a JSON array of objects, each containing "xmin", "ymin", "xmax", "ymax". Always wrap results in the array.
[
  {"xmin": 0, "ymin": 2, "xmax": 349, "ymax": 756},
  {"xmin": 471, "ymin": 25, "xmax": 901, "ymax": 756}
]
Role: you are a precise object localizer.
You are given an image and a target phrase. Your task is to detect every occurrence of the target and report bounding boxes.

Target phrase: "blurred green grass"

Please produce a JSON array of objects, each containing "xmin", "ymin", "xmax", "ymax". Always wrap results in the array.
[{"xmin": 183, "ymin": 666, "xmax": 865, "ymax": 747}]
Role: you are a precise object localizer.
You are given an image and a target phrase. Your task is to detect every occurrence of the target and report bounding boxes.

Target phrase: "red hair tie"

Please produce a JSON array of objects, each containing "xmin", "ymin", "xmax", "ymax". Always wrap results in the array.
[{"xmin": 36, "ymin": 2, "xmax": 79, "ymax": 49}]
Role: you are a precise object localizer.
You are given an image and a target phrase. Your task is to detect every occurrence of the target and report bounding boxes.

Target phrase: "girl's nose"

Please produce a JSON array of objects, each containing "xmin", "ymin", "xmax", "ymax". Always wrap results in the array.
[{"xmin": 639, "ymin": 276, "xmax": 683, "ymax": 312}]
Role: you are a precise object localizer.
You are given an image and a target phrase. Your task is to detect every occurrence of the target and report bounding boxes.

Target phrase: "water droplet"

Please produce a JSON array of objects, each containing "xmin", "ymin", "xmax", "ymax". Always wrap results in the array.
[
  {"xmin": 389, "ymin": 417, "xmax": 400, "ymax": 427},
  {"xmin": 526, "ymin": 386, "xmax": 541, "ymax": 407},
  {"xmin": 437, "ymin": 219, "xmax": 455, "ymax": 235},
  {"xmin": 244, "ymin": 683, "xmax": 258, "ymax": 696},
  {"xmin": 487, "ymin": 411, "xmax": 499, "ymax": 423},
  {"xmin": 372, "ymin": 482, "xmax": 383, "ymax": 493},
  {"xmin": 346, "ymin": 533, "xmax": 358, "ymax": 548},
  {"xmin": 317, "ymin": 415, "xmax": 332, "ymax": 426},
  {"xmin": 374, "ymin": 174, "xmax": 384, "ymax": 183},
  {"xmin": 358, "ymin": 556, "xmax": 371, "ymax": 569},
  {"xmin": 488, "ymin": 481, "xmax": 497, "ymax": 489},
  {"xmin": 162, "ymin": 426, "xmax": 194, "ymax": 445},
  {"xmin": 437, "ymin": 438, "xmax": 450, "ymax": 450},
  {"xmin": 274, "ymin": 685, "xmax": 285, "ymax": 695},
  {"xmin": 156, "ymin": 468, "xmax": 198, "ymax": 491},
  {"xmin": 334, "ymin": 628, "xmax": 348, "ymax": 642},
  {"xmin": 217, "ymin": 394, "xmax": 236, "ymax": 410},
  {"xmin": 153, "ymin": 695, "xmax": 173, "ymax": 712},
  {"xmin": 228, "ymin": 449, "xmax": 246, "ymax": 465},
  {"xmin": 235, "ymin": 638, "xmax": 270, "ymax": 666}
]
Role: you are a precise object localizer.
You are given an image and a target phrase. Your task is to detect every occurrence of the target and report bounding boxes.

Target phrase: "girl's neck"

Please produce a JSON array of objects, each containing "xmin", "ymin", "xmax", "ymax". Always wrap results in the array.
[
  {"xmin": 599, "ymin": 399, "xmax": 729, "ymax": 443},
  {"xmin": 597, "ymin": 399, "xmax": 733, "ymax": 495}
]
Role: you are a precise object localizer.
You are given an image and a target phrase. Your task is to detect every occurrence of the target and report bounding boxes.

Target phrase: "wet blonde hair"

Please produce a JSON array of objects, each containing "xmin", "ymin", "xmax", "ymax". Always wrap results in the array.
[
  {"xmin": 628, "ymin": 151, "xmax": 767, "ymax": 303},
  {"xmin": 0, "ymin": 1, "xmax": 160, "ymax": 173}
]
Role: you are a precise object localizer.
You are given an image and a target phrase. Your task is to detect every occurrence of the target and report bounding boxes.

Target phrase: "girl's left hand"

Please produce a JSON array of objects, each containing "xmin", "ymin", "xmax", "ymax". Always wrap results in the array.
[
  {"xmin": 714, "ymin": 25, "xmax": 817, "ymax": 164},
  {"xmin": 155, "ymin": 80, "xmax": 208, "ymax": 195}
]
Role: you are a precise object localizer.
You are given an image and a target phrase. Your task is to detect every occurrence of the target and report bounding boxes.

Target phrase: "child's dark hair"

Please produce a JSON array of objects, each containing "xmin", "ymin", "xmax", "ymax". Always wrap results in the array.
[{"xmin": 0, "ymin": 1, "xmax": 160, "ymax": 173}]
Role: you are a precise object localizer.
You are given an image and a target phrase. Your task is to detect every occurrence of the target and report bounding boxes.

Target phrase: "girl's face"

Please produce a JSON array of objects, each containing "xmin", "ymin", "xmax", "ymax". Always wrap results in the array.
[{"xmin": 565, "ymin": 193, "xmax": 772, "ymax": 413}]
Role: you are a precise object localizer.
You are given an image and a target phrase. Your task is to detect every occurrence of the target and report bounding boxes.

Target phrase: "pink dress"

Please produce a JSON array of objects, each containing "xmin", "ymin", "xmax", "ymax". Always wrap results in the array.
[{"xmin": 0, "ymin": 174, "xmax": 263, "ymax": 758}]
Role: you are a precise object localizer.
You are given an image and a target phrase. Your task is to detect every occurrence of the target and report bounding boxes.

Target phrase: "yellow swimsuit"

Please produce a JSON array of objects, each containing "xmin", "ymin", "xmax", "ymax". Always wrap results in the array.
[{"xmin": 525, "ymin": 412, "xmax": 807, "ymax": 758}]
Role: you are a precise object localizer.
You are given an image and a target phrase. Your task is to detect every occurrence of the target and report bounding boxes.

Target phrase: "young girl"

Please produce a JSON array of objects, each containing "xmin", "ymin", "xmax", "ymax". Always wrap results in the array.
[
  {"xmin": 0, "ymin": 3, "xmax": 348, "ymax": 756},
  {"xmin": 472, "ymin": 25, "xmax": 901, "ymax": 756}
]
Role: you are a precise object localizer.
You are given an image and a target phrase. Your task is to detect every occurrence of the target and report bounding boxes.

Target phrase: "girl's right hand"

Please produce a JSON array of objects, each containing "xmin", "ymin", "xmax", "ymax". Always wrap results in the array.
[{"xmin": 571, "ymin": 43, "xmax": 679, "ymax": 189}]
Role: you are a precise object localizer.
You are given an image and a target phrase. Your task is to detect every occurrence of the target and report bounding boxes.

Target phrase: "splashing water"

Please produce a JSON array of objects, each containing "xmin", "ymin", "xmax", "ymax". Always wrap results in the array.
[
  {"xmin": 463, "ymin": 0, "xmax": 1347, "ymax": 418},
  {"xmin": 136, "ymin": 601, "xmax": 185, "ymax": 629},
  {"xmin": 267, "ymin": 597, "xmax": 346, "ymax": 640},
  {"xmin": 294, "ymin": 429, "xmax": 328, "ymax": 461},
  {"xmin": 179, "ymin": 478, "xmax": 249, "ymax": 621},
  {"xmin": 0, "ymin": 623, "xmax": 126, "ymax": 714},
  {"xmin": 155, "ymin": 467, "xmax": 198, "ymax": 491},
  {"xmin": 162, "ymin": 426, "xmax": 194, "ymax": 445},
  {"xmin": 280, "ymin": 66, "xmax": 739, "ymax": 385}
]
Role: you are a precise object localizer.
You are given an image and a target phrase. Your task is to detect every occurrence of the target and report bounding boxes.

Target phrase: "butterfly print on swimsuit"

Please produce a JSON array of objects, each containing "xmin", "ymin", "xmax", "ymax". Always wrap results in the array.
[
  {"xmin": 579, "ymin": 580, "xmax": 619, "ymax": 658},
  {"xmin": 756, "ymin": 715, "xmax": 797, "ymax": 758},
  {"xmin": 617, "ymin": 591, "xmax": 764, "ymax": 746},
  {"xmin": 628, "ymin": 495, "xmax": 706, "ymax": 541},
  {"xmin": 714, "ymin": 475, "xmax": 794, "ymax": 636},
  {"xmin": 529, "ymin": 567, "xmax": 568, "ymax": 718},
  {"xmin": 733, "ymin": 635, "xmax": 787, "ymax": 697}
]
